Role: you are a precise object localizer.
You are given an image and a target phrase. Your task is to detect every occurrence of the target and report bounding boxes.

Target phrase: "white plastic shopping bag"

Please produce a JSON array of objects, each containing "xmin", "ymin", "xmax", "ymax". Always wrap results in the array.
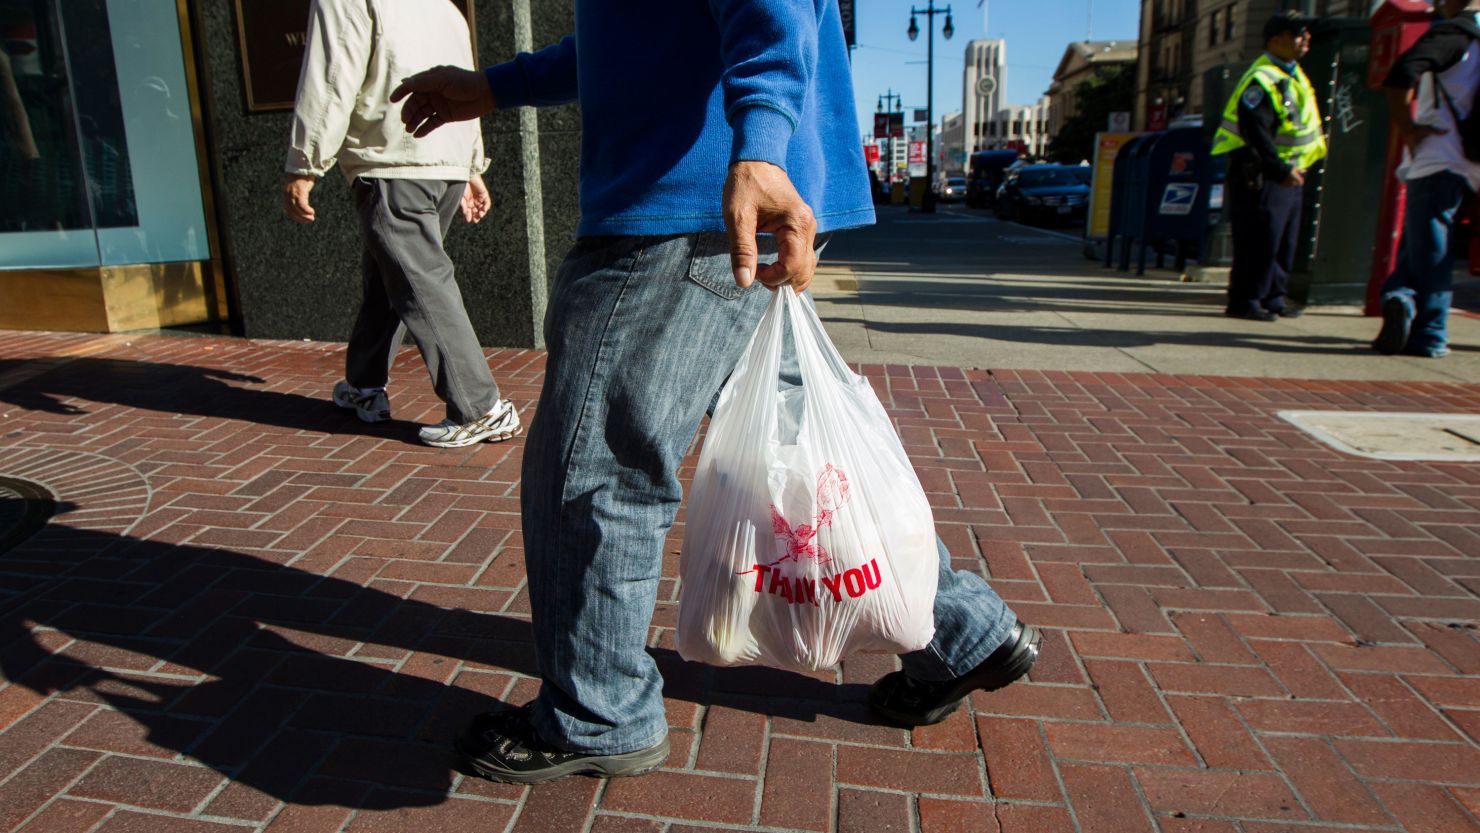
[{"xmin": 676, "ymin": 288, "xmax": 938, "ymax": 672}]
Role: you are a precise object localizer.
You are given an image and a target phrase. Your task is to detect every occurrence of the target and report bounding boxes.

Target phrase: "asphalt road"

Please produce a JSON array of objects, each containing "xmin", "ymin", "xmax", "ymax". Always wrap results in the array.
[{"xmin": 812, "ymin": 203, "xmax": 1480, "ymax": 383}]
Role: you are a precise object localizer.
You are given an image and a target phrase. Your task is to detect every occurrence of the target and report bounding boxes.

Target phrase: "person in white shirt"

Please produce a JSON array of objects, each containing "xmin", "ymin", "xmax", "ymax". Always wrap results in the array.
[
  {"xmin": 1373, "ymin": 0, "xmax": 1480, "ymax": 359},
  {"xmin": 281, "ymin": 0, "xmax": 520, "ymax": 447}
]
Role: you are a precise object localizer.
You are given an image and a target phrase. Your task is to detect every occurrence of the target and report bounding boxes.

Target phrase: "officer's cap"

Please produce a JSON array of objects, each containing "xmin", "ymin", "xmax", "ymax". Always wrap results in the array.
[{"xmin": 1262, "ymin": 11, "xmax": 1316, "ymax": 41}]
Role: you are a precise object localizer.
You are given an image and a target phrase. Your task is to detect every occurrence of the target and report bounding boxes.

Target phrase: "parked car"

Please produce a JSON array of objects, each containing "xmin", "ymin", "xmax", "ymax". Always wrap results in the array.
[
  {"xmin": 994, "ymin": 164, "xmax": 1091, "ymax": 226},
  {"xmin": 965, "ymin": 149, "xmax": 1019, "ymax": 208},
  {"xmin": 938, "ymin": 176, "xmax": 967, "ymax": 202}
]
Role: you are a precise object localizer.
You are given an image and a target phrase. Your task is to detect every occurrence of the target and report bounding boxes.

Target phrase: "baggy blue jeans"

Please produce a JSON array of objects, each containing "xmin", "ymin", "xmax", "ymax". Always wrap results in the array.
[
  {"xmin": 1381, "ymin": 170, "xmax": 1473, "ymax": 355},
  {"xmin": 521, "ymin": 233, "xmax": 1017, "ymax": 754}
]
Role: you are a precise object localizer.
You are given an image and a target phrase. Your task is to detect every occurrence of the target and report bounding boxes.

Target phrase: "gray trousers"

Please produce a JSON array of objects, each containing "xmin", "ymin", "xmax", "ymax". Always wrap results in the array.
[{"xmin": 346, "ymin": 177, "xmax": 499, "ymax": 424}]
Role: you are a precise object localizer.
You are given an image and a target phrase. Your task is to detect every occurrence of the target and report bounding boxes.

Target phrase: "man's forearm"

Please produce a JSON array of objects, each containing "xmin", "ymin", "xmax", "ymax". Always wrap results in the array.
[
  {"xmin": 1385, "ymin": 86, "xmax": 1417, "ymax": 131},
  {"xmin": 708, "ymin": 0, "xmax": 819, "ymax": 166},
  {"xmin": 1237, "ymin": 101, "xmax": 1293, "ymax": 180},
  {"xmin": 484, "ymin": 36, "xmax": 577, "ymax": 109}
]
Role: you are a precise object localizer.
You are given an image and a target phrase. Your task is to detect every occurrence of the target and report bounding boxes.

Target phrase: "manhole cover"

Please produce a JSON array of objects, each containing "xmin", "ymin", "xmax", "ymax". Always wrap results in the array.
[
  {"xmin": 1278, "ymin": 411, "xmax": 1480, "ymax": 461},
  {"xmin": 0, "ymin": 475, "xmax": 57, "ymax": 555}
]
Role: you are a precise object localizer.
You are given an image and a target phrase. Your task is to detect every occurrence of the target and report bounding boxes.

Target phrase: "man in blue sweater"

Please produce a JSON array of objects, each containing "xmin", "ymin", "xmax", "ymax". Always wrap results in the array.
[{"xmin": 393, "ymin": 0, "xmax": 1038, "ymax": 784}]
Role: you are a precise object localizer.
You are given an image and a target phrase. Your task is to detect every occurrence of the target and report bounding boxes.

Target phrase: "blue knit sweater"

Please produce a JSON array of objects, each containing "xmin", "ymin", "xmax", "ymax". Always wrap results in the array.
[{"xmin": 483, "ymin": 0, "xmax": 875, "ymax": 237}]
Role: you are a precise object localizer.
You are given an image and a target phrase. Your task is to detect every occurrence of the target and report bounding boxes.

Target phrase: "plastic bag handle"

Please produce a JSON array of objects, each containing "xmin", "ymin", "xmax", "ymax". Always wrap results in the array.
[{"xmin": 781, "ymin": 289, "xmax": 858, "ymax": 387}]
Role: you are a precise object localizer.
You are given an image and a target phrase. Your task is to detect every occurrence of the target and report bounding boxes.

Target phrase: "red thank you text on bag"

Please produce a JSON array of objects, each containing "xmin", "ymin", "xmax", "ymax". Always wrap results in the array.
[{"xmin": 676, "ymin": 290, "xmax": 938, "ymax": 672}]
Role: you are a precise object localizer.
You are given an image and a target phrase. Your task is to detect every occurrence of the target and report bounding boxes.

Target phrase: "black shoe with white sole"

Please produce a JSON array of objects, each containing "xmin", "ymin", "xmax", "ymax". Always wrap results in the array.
[
  {"xmin": 456, "ymin": 706, "xmax": 669, "ymax": 785},
  {"xmin": 868, "ymin": 621, "xmax": 1041, "ymax": 727}
]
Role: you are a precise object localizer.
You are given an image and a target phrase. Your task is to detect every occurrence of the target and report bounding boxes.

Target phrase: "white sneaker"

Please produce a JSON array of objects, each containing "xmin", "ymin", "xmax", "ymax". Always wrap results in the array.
[
  {"xmin": 332, "ymin": 380, "xmax": 391, "ymax": 423},
  {"xmin": 418, "ymin": 399, "xmax": 522, "ymax": 448}
]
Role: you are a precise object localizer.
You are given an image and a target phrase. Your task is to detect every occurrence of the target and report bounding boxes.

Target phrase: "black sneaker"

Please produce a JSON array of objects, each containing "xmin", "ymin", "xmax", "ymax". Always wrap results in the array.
[
  {"xmin": 455, "ymin": 705, "xmax": 669, "ymax": 784},
  {"xmin": 868, "ymin": 621, "xmax": 1041, "ymax": 727},
  {"xmin": 1372, "ymin": 296, "xmax": 1412, "ymax": 355},
  {"xmin": 1274, "ymin": 306, "xmax": 1304, "ymax": 319}
]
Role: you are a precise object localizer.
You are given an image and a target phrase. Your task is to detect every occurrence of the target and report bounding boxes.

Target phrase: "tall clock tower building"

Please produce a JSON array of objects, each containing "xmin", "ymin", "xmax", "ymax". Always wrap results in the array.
[{"xmin": 962, "ymin": 39, "xmax": 1007, "ymax": 152}]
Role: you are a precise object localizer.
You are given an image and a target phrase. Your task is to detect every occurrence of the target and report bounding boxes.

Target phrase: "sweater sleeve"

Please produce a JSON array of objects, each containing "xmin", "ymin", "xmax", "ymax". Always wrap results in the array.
[
  {"xmin": 1237, "ymin": 82, "xmax": 1294, "ymax": 180},
  {"xmin": 470, "ymin": 129, "xmax": 489, "ymax": 177},
  {"xmin": 285, "ymin": 0, "xmax": 372, "ymax": 176},
  {"xmin": 484, "ymin": 36, "xmax": 578, "ymax": 109},
  {"xmin": 1384, "ymin": 23, "xmax": 1475, "ymax": 90},
  {"xmin": 707, "ymin": 0, "xmax": 821, "ymax": 168}
]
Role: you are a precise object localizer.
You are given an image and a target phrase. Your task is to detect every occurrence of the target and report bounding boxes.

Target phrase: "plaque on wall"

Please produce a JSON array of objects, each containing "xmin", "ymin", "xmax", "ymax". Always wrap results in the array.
[{"xmin": 234, "ymin": 0, "xmax": 473, "ymax": 112}]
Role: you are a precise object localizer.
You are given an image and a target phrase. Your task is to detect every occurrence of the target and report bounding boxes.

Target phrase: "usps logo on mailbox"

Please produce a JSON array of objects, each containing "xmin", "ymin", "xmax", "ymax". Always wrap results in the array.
[{"xmin": 1159, "ymin": 183, "xmax": 1198, "ymax": 216}]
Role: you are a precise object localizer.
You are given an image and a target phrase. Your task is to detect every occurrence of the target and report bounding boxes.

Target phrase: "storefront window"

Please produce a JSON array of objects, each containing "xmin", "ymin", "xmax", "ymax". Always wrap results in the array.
[{"xmin": 0, "ymin": 0, "xmax": 208, "ymax": 270}]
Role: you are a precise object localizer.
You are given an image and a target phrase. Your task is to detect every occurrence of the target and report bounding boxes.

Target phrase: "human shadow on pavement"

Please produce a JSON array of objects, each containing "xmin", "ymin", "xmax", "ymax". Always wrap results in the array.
[
  {"xmin": 0, "ymin": 357, "xmax": 423, "ymax": 442},
  {"xmin": 0, "ymin": 522, "xmax": 877, "ymax": 810}
]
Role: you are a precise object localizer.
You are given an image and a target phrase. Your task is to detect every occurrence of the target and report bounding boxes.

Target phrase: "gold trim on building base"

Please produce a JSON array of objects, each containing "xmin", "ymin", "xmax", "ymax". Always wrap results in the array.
[{"xmin": 0, "ymin": 262, "xmax": 223, "ymax": 333}]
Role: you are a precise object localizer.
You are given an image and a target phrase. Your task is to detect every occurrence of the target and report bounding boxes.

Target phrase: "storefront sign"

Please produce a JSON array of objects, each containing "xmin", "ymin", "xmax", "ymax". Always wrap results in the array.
[
  {"xmin": 234, "ymin": 0, "xmax": 471, "ymax": 112},
  {"xmin": 1086, "ymin": 132, "xmax": 1137, "ymax": 240}
]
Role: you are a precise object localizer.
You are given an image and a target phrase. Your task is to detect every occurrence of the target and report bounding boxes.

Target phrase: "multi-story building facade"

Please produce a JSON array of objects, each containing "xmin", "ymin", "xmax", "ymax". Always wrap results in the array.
[
  {"xmin": 986, "ymin": 97, "xmax": 1053, "ymax": 159},
  {"xmin": 1048, "ymin": 40, "xmax": 1139, "ymax": 137},
  {"xmin": 1134, "ymin": 0, "xmax": 1377, "ymax": 131},
  {"xmin": 962, "ymin": 39, "xmax": 1008, "ymax": 152},
  {"xmin": 938, "ymin": 111, "xmax": 966, "ymax": 178}
]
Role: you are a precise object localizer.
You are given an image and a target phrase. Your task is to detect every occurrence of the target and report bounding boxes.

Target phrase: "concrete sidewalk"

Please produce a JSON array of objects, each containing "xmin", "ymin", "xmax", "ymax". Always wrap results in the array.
[
  {"xmin": 815, "ymin": 204, "xmax": 1480, "ymax": 384},
  {"xmin": 0, "ymin": 326, "xmax": 1477, "ymax": 833}
]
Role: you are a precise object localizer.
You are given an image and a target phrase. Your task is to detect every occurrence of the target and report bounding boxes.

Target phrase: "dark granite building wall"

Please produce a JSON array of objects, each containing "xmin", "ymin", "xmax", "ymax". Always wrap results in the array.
[{"xmin": 190, "ymin": 0, "xmax": 578, "ymax": 348}]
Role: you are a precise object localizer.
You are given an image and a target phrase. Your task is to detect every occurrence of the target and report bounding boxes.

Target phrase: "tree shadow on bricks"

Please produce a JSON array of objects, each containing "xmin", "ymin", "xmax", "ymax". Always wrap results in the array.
[
  {"xmin": 0, "ymin": 523, "xmax": 876, "ymax": 811},
  {"xmin": 0, "ymin": 357, "xmax": 421, "ymax": 441}
]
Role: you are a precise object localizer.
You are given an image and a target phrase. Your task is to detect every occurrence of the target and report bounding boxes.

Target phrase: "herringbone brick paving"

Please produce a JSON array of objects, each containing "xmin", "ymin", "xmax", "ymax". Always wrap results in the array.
[{"xmin": 0, "ymin": 329, "xmax": 1478, "ymax": 833}]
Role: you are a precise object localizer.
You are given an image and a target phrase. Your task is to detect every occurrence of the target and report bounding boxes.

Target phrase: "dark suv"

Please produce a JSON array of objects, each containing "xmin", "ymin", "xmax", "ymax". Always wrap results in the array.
[{"xmin": 965, "ymin": 149, "xmax": 1020, "ymax": 208}]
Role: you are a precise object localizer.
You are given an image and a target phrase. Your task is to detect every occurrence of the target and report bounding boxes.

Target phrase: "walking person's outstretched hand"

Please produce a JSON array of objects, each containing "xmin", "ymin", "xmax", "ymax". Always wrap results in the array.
[
  {"xmin": 724, "ymin": 161, "xmax": 818, "ymax": 294},
  {"xmin": 391, "ymin": 66, "xmax": 496, "ymax": 137}
]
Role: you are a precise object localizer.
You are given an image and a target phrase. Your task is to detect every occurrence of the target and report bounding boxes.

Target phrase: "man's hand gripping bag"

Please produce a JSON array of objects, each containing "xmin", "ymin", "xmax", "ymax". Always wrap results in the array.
[{"xmin": 677, "ymin": 289, "xmax": 938, "ymax": 672}]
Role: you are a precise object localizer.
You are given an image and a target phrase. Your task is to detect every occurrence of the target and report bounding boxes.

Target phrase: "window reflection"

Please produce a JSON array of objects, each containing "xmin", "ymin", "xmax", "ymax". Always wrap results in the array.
[
  {"xmin": 1, "ymin": 0, "xmax": 208, "ymax": 269},
  {"xmin": 0, "ymin": 0, "xmax": 91, "ymax": 232},
  {"xmin": 58, "ymin": 0, "xmax": 137, "ymax": 229}
]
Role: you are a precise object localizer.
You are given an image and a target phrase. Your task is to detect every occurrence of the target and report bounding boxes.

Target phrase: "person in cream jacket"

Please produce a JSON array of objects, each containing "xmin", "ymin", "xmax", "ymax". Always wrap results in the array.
[{"xmin": 283, "ymin": 0, "xmax": 520, "ymax": 448}]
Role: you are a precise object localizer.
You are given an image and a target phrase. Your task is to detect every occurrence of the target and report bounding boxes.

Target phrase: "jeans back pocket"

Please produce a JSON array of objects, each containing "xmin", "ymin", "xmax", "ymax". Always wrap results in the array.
[{"xmin": 686, "ymin": 232, "xmax": 775, "ymax": 300}]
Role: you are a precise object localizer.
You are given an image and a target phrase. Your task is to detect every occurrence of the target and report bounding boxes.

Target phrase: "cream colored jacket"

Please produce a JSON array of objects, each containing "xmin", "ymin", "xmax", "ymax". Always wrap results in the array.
[{"xmin": 286, "ymin": 0, "xmax": 487, "ymax": 181}]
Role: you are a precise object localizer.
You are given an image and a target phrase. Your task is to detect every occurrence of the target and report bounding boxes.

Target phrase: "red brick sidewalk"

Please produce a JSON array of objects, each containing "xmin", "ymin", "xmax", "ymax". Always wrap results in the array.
[{"xmin": 1, "ymin": 330, "xmax": 1478, "ymax": 833}]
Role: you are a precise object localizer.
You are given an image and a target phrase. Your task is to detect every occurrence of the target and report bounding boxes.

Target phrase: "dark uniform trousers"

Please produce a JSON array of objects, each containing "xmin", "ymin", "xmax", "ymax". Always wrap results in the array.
[{"xmin": 1226, "ymin": 175, "xmax": 1303, "ymax": 316}]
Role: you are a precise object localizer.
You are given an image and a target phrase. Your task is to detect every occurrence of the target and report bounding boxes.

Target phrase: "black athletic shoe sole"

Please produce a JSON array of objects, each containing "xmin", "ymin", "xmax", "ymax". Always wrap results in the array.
[
  {"xmin": 455, "ymin": 730, "xmax": 669, "ymax": 785},
  {"xmin": 868, "ymin": 623, "xmax": 1042, "ymax": 727}
]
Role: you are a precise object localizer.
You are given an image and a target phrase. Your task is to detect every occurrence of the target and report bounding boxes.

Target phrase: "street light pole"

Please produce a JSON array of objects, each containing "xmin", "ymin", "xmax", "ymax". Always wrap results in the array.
[
  {"xmin": 877, "ymin": 90, "xmax": 902, "ymax": 186},
  {"xmin": 908, "ymin": 4, "xmax": 952, "ymax": 213}
]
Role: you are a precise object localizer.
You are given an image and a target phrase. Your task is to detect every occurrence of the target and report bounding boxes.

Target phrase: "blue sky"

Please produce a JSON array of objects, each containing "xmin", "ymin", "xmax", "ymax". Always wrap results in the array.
[{"xmin": 849, "ymin": 0, "xmax": 1140, "ymax": 133}]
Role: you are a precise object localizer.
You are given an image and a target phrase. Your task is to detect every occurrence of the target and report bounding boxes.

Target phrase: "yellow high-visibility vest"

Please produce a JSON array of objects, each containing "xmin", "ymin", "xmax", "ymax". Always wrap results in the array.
[{"xmin": 1211, "ymin": 54, "xmax": 1327, "ymax": 170}]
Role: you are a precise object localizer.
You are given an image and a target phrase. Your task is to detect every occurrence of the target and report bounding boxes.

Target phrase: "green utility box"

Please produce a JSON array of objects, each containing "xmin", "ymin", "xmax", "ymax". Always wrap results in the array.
[{"xmin": 1293, "ymin": 17, "xmax": 1392, "ymax": 306}]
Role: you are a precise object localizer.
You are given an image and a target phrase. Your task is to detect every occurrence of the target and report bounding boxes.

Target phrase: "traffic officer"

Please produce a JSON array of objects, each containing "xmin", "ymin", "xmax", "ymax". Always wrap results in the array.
[{"xmin": 1212, "ymin": 12, "xmax": 1328, "ymax": 321}]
